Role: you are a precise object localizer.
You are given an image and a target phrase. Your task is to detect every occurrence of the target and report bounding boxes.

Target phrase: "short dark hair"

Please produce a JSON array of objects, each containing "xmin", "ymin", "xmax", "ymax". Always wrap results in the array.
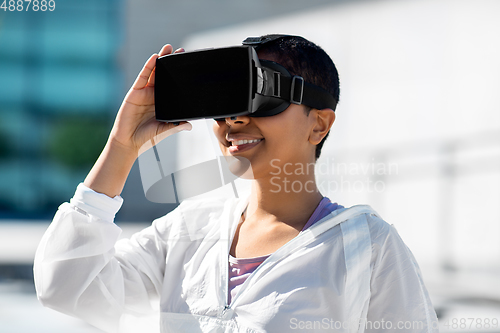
[{"xmin": 255, "ymin": 35, "xmax": 339, "ymax": 160}]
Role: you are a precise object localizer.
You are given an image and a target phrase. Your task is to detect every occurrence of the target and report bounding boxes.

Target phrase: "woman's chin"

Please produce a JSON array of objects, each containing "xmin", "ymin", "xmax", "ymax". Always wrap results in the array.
[{"xmin": 222, "ymin": 155, "xmax": 254, "ymax": 180}]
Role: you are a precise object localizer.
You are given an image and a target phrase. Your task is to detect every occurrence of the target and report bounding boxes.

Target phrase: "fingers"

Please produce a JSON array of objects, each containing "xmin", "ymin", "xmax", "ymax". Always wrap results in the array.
[
  {"xmin": 131, "ymin": 44, "xmax": 179, "ymax": 91},
  {"xmin": 159, "ymin": 44, "xmax": 174, "ymax": 57},
  {"xmin": 158, "ymin": 44, "xmax": 184, "ymax": 57},
  {"xmin": 149, "ymin": 45, "xmax": 174, "ymax": 87},
  {"xmin": 132, "ymin": 53, "xmax": 159, "ymax": 90},
  {"xmin": 148, "ymin": 45, "xmax": 185, "ymax": 87}
]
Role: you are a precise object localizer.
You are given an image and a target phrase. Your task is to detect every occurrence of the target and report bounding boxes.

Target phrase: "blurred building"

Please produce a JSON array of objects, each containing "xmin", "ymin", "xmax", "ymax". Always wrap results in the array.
[{"xmin": 0, "ymin": 0, "xmax": 122, "ymax": 218}]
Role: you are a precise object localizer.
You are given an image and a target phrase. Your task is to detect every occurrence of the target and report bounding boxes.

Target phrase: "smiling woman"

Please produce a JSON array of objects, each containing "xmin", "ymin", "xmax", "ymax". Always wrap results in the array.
[{"xmin": 33, "ymin": 35, "xmax": 438, "ymax": 333}]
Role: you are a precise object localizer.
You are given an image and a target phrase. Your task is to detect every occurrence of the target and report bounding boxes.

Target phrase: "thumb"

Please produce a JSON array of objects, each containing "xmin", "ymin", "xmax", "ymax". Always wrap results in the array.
[
  {"xmin": 174, "ymin": 122, "xmax": 192, "ymax": 132},
  {"xmin": 153, "ymin": 121, "xmax": 192, "ymax": 144}
]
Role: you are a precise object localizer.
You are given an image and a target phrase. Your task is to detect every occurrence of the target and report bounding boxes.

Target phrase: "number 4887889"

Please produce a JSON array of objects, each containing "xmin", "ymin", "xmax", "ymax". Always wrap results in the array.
[{"xmin": 1, "ymin": 0, "xmax": 56, "ymax": 11}]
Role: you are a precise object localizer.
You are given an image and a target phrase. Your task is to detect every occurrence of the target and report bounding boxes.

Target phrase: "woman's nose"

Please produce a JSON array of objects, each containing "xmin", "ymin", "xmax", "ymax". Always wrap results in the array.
[{"xmin": 225, "ymin": 115, "xmax": 250, "ymax": 126}]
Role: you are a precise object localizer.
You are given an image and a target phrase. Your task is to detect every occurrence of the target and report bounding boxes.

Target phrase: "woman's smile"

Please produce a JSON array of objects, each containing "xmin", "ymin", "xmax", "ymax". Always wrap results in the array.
[{"xmin": 228, "ymin": 138, "xmax": 264, "ymax": 153}]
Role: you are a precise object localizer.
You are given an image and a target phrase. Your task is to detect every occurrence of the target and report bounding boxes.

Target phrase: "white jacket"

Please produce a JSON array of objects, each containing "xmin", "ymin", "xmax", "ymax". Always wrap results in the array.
[{"xmin": 34, "ymin": 184, "xmax": 438, "ymax": 333}]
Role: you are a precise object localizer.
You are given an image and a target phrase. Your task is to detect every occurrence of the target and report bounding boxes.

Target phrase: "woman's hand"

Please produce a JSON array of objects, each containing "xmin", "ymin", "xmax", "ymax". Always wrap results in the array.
[
  {"xmin": 83, "ymin": 44, "xmax": 191, "ymax": 197},
  {"xmin": 109, "ymin": 44, "xmax": 191, "ymax": 155}
]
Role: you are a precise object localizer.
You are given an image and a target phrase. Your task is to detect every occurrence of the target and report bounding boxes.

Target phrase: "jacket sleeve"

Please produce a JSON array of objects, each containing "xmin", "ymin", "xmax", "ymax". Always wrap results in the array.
[
  {"xmin": 365, "ymin": 216, "xmax": 439, "ymax": 333},
  {"xmin": 34, "ymin": 183, "xmax": 169, "ymax": 333}
]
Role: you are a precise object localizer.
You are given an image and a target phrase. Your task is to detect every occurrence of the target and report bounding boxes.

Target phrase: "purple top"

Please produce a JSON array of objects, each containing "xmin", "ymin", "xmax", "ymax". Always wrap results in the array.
[{"xmin": 228, "ymin": 197, "xmax": 341, "ymax": 304}]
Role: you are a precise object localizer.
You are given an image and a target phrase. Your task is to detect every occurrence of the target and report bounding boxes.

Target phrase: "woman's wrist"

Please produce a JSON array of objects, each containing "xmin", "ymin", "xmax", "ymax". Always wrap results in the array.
[{"xmin": 107, "ymin": 134, "xmax": 140, "ymax": 157}]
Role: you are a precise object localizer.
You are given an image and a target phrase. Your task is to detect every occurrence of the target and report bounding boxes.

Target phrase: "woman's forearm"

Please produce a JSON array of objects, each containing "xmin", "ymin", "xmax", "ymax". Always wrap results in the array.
[{"xmin": 83, "ymin": 138, "xmax": 139, "ymax": 198}]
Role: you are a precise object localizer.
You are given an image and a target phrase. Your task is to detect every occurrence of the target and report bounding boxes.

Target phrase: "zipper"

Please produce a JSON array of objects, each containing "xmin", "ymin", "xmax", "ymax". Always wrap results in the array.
[
  {"xmin": 218, "ymin": 196, "xmax": 249, "ymax": 318},
  {"xmin": 218, "ymin": 305, "xmax": 234, "ymax": 320}
]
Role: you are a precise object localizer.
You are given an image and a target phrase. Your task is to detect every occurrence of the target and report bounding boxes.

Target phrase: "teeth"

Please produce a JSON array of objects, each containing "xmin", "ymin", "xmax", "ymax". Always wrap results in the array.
[{"xmin": 233, "ymin": 139, "xmax": 261, "ymax": 145}]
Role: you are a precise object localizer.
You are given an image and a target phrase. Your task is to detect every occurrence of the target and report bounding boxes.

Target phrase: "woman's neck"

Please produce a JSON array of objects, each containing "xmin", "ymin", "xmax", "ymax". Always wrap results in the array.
[{"xmin": 245, "ymin": 171, "xmax": 324, "ymax": 229}]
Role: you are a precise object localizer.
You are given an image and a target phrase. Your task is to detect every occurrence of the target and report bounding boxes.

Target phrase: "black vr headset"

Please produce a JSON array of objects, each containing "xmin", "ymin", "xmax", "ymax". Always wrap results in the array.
[{"xmin": 155, "ymin": 35, "xmax": 337, "ymax": 123}]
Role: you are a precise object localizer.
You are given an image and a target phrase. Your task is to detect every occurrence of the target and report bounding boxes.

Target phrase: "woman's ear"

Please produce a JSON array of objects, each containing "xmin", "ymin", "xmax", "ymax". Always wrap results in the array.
[{"xmin": 308, "ymin": 108, "xmax": 336, "ymax": 145}]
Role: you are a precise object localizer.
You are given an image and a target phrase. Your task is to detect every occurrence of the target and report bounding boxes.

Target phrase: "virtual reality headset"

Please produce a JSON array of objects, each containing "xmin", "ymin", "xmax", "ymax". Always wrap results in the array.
[{"xmin": 155, "ymin": 35, "xmax": 337, "ymax": 122}]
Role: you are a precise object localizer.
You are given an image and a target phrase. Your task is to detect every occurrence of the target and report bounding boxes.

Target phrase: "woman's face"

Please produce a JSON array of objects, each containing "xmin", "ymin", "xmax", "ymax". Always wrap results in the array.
[
  {"xmin": 212, "ymin": 103, "xmax": 317, "ymax": 180},
  {"xmin": 213, "ymin": 51, "xmax": 328, "ymax": 180}
]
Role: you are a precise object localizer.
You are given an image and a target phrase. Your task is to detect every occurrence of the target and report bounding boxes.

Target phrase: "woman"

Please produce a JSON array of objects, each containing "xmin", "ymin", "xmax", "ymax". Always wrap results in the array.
[{"xmin": 34, "ymin": 35, "xmax": 438, "ymax": 332}]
